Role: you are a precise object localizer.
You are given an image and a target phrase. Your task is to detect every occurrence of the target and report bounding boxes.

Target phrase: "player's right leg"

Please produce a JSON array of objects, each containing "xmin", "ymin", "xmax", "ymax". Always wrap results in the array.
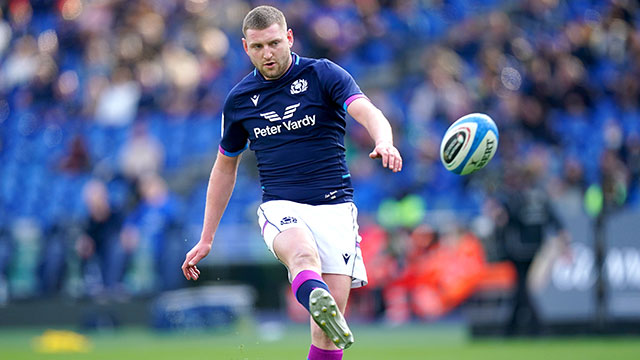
[
  {"xmin": 271, "ymin": 228, "xmax": 353, "ymax": 352},
  {"xmin": 258, "ymin": 201, "xmax": 354, "ymax": 354}
]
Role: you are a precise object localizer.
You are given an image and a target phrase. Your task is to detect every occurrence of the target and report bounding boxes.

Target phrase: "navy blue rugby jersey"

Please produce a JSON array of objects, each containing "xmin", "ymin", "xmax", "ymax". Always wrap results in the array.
[{"xmin": 219, "ymin": 53, "xmax": 366, "ymax": 205}]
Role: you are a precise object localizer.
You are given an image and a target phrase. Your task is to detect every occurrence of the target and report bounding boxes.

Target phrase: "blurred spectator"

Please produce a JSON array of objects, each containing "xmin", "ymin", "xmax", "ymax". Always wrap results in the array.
[
  {"xmin": 94, "ymin": 67, "xmax": 141, "ymax": 126},
  {"xmin": 8, "ymin": 218, "xmax": 42, "ymax": 299},
  {"xmin": 0, "ymin": 34, "xmax": 38, "ymax": 89},
  {"xmin": 121, "ymin": 173, "xmax": 183, "ymax": 294},
  {"xmin": 382, "ymin": 225, "xmax": 435, "ymax": 324},
  {"xmin": 348, "ymin": 222, "xmax": 399, "ymax": 321},
  {"xmin": 58, "ymin": 135, "xmax": 91, "ymax": 174},
  {"xmin": 118, "ymin": 122, "xmax": 165, "ymax": 184},
  {"xmin": 0, "ymin": 223, "xmax": 12, "ymax": 305},
  {"xmin": 38, "ymin": 222, "xmax": 70, "ymax": 296},
  {"xmin": 493, "ymin": 161, "xmax": 569, "ymax": 336},
  {"xmin": 600, "ymin": 149, "xmax": 631, "ymax": 213},
  {"xmin": 623, "ymin": 134, "xmax": 640, "ymax": 206},
  {"xmin": 383, "ymin": 224, "xmax": 503, "ymax": 323},
  {"xmin": 549, "ymin": 156, "xmax": 587, "ymax": 217},
  {"xmin": 76, "ymin": 179, "xmax": 128, "ymax": 298}
]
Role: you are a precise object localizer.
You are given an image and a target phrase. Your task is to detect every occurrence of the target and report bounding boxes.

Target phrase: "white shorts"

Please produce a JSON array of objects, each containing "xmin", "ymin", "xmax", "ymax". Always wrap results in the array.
[{"xmin": 257, "ymin": 200, "xmax": 368, "ymax": 289}]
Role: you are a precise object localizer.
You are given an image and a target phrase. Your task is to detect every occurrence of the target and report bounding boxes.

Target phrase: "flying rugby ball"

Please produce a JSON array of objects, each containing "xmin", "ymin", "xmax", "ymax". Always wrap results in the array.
[{"xmin": 440, "ymin": 113, "xmax": 499, "ymax": 175}]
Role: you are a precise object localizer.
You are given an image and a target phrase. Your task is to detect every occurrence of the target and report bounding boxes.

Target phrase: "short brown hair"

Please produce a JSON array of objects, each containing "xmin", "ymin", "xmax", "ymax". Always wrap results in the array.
[{"xmin": 242, "ymin": 5, "xmax": 287, "ymax": 37}]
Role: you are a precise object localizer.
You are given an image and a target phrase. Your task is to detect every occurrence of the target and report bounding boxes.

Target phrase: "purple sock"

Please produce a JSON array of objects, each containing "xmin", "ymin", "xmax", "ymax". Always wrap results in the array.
[
  {"xmin": 308, "ymin": 344, "xmax": 343, "ymax": 360},
  {"xmin": 292, "ymin": 270, "xmax": 329, "ymax": 312}
]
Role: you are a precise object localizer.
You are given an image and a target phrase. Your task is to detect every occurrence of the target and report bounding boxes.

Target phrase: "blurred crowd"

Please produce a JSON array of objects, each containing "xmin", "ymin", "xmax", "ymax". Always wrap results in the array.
[{"xmin": 0, "ymin": 0, "xmax": 639, "ymax": 318}]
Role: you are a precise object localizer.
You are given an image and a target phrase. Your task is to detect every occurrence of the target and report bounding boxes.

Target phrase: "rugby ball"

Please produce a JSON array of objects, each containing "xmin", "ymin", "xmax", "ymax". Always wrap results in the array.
[{"xmin": 440, "ymin": 113, "xmax": 498, "ymax": 175}]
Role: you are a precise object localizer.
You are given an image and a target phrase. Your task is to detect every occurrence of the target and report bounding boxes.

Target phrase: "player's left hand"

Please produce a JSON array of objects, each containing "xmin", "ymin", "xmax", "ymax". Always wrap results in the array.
[{"xmin": 369, "ymin": 142, "xmax": 402, "ymax": 172}]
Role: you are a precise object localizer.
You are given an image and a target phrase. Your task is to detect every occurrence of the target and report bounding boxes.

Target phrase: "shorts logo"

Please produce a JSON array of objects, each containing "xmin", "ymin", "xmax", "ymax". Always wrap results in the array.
[
  {"xmin": 260, "ymin": 103, "xmax": 300, "ymax": 122},
  {"xmin": 290, "ymin": 79, "xmax": 308, "ymax": 94},
  {"xmin": 342, "ymin": 253, "xmax": 351, "ymax": 264},
  {"xmin": 280, "ymin": 216, "xmax": 298, "ymax": 225}
]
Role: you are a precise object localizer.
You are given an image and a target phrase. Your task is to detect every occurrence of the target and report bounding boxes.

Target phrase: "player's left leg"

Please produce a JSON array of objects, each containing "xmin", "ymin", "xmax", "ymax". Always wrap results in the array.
[{"xmin": 307, "ymin": 273, "xmax": 353, "ymax": 359}]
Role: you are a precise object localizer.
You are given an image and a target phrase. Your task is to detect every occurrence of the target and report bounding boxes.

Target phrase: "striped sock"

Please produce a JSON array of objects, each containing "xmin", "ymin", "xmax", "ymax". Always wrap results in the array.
[
  {"xmin": 292, "ymin": 270, "xmax": 329, "ymax": 312},
  {"xmin": 308, "ymin": 344, "xmax": 343, "ymax": 360}
]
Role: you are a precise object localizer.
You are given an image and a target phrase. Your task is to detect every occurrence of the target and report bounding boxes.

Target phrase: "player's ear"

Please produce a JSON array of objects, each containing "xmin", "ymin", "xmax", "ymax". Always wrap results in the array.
[
  {"xmin": 287, "ymin": 29, "xmax": 294, "ymax": 47},
  {"xmin": 242, "ymin": 38, "xmax": 249, "ymax": 54}
]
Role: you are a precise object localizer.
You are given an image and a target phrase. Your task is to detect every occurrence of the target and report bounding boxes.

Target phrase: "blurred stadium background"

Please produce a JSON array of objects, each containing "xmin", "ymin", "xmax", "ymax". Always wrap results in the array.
[{"xmin": 1, "ymin": 0, "xmax": 640, "ymax": 358}]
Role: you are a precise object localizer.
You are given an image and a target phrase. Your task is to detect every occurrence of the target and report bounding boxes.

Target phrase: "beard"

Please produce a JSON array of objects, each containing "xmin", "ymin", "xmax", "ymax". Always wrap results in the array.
[{"xmin": 257, "ymin": 54, "xmax": 291, "ymax": 80}]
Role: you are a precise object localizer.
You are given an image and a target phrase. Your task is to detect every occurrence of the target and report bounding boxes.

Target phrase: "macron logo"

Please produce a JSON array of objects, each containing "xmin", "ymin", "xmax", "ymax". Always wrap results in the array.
[
  {"xmin": 251, "ymin": 94, "xmax": 260, "ymax": 106},
  {"xmin": 260, "ymin": 103, "xmax": 300, "ymax": 122}
]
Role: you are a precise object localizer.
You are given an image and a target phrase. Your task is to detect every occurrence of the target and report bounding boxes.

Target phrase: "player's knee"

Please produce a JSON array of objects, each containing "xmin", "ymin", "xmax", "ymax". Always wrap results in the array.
[{"xmin": 291, "ymin": 249, "xmax": 320, "ymax": 271}]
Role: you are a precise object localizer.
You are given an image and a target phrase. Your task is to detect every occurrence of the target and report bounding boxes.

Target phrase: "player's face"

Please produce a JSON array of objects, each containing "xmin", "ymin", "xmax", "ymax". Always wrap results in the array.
[{"xmin": 243, "ymin": 23, "xmax": 293, "ymax": 80}]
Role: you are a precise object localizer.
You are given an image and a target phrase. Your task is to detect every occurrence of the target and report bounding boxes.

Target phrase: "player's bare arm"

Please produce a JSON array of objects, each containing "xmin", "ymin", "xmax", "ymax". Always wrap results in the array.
[
  {"xmin": 347, "ymin": 97, "xmax": 403, "ymax": 172},
  {"xmin": 182, "ymin": 152, "xmax": 241, "ymax": 281}
]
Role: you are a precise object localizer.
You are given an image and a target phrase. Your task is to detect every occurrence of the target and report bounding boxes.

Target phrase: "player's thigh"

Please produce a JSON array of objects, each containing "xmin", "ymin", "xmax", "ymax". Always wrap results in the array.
[
  {"xmin": 258, "ymin": 200, "xmax": 317, "ymax": 262},
  {"xmin": 272, "ymin": 227, "xmax": 320, "ymax": 274}
]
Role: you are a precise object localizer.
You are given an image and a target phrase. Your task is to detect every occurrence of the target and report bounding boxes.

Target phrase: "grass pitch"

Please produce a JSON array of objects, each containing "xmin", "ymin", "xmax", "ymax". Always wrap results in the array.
[{"xmin": 1, "ymin": 322, "xmax": 639, "ymax": 359}]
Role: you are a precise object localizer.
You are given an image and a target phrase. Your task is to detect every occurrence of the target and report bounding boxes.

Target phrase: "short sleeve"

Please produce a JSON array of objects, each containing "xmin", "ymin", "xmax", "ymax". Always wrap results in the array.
[
  {"xmin": 317, "ymin": 59, "xmax": 366, "ymax": 111},
  {"xmin": 219, "ymin": 95, "xmax": 249, "ymax": 156}
]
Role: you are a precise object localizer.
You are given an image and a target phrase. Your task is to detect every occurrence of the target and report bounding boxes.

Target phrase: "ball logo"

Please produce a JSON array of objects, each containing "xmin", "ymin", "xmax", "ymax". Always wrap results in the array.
[
  {"xmin": 290, "ymin": 79, "xmax": 308, "ymax": 94},
  {"xmin": 442, "ymin": 130, "xmax": 468, "ymax": 164},
  {"xmin": 470, "ymin": 138, "xmax": 495, "ymax": 169}
]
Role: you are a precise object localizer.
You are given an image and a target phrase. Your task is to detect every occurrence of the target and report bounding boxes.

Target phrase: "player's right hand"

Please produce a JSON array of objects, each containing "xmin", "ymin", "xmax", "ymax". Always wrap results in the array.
[{"xmin": 181, "ymin": 242, "xmax": 212, "ymax": 280}]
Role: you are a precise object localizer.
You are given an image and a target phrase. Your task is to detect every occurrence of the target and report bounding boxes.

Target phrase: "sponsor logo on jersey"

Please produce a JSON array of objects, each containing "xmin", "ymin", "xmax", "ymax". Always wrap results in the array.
[
  {"xmin": 251, "ymin": 94, "xmax": 260, "ymax": 106},
  {"xmin": 253, "ymin": 114, "xmax": 316, "ymax": 138},
  {"xmin": 290, "ymin": 79, "xmax": 308, "ymax": 94},
  {"xmin": 254, "ymin": 103, "xmax": 316, "ymax": 138},
  {"xmin": 260, "ymin": 103, "xmax": 300, "ymax": 122}
]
